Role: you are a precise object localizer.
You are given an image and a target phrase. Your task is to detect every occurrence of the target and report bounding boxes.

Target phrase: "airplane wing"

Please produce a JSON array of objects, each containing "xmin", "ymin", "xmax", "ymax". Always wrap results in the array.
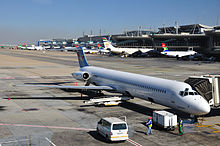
[{"xmin": 15, "ymin": 84, "xmax": 114, "ymax": 90}]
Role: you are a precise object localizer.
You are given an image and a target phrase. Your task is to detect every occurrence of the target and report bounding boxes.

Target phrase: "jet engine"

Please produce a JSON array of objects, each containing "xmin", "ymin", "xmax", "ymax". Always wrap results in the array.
[{"xmin": 72, "ymin": 71, "xmax": 91, "ymax": 81}]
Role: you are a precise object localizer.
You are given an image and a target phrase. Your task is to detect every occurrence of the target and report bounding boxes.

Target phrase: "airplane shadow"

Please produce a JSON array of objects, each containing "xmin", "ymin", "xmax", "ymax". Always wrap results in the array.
[
  {"xmin": 165, "ymin": 109, "xmax": 190, "ymax": 119},
  {"xmin": 136, "ymin": 122, "xmax": 179, "ymax": 136},
  {"xmin": 24, "ymin": 81, "xmax": 73, "ymax": 85},
  {"xmin": 120, "ymin": 102, "xmax": 155, "ymax": 116},
  {"xmin": 120, "ymin": 101, "xmax": 190, "ymax": 118},
  {"xmin": 0, "ymin": 106, "xmax": 6, "ymax": 111},
  {"xmin": 3, "ymin": 97, "xmax": 91, "ymax": 100}
]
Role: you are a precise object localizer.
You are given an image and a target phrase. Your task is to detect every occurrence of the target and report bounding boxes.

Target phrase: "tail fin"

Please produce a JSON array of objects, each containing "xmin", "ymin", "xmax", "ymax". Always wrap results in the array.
[
  {"xmin": 162, "ymin": 43, "xmax": 169, "ymax": 52},
  {"xmin": 102, "ymin": 37, "xmax": 114, "ymax": 50},
  {"xmin": 97, "ymin": 43, "xmax": 102, "ymax": 49},
  {"xmin": 76, "ymin": 47, "xmax": 89, "ymax": 68}
]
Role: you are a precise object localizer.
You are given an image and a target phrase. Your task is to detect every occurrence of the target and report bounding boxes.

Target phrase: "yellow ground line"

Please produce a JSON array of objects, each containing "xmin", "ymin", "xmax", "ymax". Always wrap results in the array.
[
  {"xmin": 196, "ymin": 125, "xmax": 212, "ymax": 127},
  {"xmin": 195, "ymin": 123, "xmax": 220, "ymax": 133}
]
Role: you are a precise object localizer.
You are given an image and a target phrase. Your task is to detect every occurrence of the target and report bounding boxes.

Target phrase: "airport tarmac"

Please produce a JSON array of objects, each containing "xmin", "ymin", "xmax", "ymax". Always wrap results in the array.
[{"xmin": 0, "ymin": 49, "xmax": 220, "ymax": 146}]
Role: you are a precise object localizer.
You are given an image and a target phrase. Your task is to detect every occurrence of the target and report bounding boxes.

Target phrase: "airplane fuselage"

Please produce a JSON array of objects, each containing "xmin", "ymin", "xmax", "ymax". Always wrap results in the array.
[
  {"xmin": 111, "ymin": 47, "xmax": 153, "ymax": 55},
  {"xmin": 161, "ymin": 51, "xmax": 196, "ymax": 58},
  {"xmin": 81, "ymin": 66, "xmax": 210, "ymax": 115},
  {"xmin": 103, "ymin": 40, "xmax": 153, "ymax": 55}
]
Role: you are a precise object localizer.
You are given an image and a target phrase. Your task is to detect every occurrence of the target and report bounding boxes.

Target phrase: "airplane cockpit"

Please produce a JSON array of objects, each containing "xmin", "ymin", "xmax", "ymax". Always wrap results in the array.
[{"xmin": 179, "ymin": 88, "xmax": 199, "ymax": 97}]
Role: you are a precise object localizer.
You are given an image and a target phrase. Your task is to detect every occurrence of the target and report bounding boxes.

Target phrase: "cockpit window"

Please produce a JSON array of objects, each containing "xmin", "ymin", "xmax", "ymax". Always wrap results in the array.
[
  {"xmin": 184, "ymin": 92, "xmax": 188, "ymax": 96},
  {"xmin": 180, "ymin": 90, "xmax": 199, "ymax": 97},
  {"xmin": 179, "ymin": 91, "xmax": 184, "ymax": 96}
]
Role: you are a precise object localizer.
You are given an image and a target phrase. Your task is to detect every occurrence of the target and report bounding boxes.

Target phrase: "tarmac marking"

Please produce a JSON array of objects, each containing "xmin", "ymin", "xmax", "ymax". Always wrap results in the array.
[
  {"xmin": 0, "ymin": 123, "xmax": 96, "ymax": 131},
  {"xmin": 0, "ymin": 77, "xmax": 15, "ymax": 79},
  {"xmin": 0, "ymin": 139, "xmax": 29, "ymax": 145},
  {"xmin": 45, "ymin": 137, "xmax": 56, "ymax": 146},
  {"xmin": 195, "ymin": 123, "xmax": 220, "ymax": 133},
  {"xmin": 26, "ymin": 76, "xmax": 41, "ymax": 79},
  {"xmin": 127, "ymin": 139, "xmax": 142, "ymax": 146}
]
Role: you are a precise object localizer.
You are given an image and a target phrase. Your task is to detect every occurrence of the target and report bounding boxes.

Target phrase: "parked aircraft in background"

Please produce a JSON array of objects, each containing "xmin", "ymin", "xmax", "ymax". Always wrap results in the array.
[
  {"xmin": 82, "ymin": 46, "xmax": 98, "ymax": 54},
  {"xmin": 97, "ymin": 43, "xmax": 110, "ymax": 54},
  {"xmin": 161, "ymin": 43, "xmax": 197, "ymax": 58},
  {"xmin": 53, "ymin": 45, "xmax": 61, "ymax": 49},
  {"xmin": 26, "ymin": 45, "xmax": 35, "ymax": 50},
  {"xmin": 63, "ymin": 44, "xmax": 78, "ymax": 51},
  {"xmin": 17, "ymin": 47, "xmax": 210, "ymax": 116},
  {"xmin": 26, "ymin": 45, "xmax": 45, "ymax": 50},
  {"xmin": 17, "ymin": 44, "xmax": 27, "ymax": 50},
  {"xmin": 103, "ymin": 38, "xmax": 153, "ymax": 56}
]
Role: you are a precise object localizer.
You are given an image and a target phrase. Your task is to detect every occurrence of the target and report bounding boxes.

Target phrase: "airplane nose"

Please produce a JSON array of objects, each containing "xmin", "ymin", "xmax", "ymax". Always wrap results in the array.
[
  {"xmin": 201, "ymin": 102, "xmax": 211, "ymax": 114},
  {"xmin": 196, "ymin": 99, "xmax": 211, "ymax": 115}
]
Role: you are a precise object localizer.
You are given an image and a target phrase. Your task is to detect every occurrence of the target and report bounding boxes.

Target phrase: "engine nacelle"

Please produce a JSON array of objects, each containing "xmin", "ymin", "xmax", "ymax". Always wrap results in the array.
[{"xmin": 72, "ymin": 71, "xmax": 91, "ymax": 81}]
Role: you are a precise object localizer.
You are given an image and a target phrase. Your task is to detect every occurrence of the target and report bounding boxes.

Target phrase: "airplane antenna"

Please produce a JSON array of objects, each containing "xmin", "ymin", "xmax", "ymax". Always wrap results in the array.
[
  {"xmin": 192, "ymin": 24, "xmax": 197, "ymax": 34},
  {"xmin": 175, "ymin": 21, "xmax": 179, "ymax": 34},
  {"xmin": 123, "ymin": 28, "xmax": 127, "ymax": 36},
  {"xmin": 99, "ymin": 29, "xmax": 102, "ymax": 36},
  {"xmin": 139, "ymin": 26, "xmax": 142, "ymax": 36},
  {"xmin": 163, "ymin": 24, "xmax": 166, "ymax": 33}
]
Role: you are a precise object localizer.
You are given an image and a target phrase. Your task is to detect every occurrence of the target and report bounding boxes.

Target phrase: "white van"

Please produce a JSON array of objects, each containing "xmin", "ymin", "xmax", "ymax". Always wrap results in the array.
[{"xmin": 97, "ymin": 117, "xmax": 129, "ymax": 141}]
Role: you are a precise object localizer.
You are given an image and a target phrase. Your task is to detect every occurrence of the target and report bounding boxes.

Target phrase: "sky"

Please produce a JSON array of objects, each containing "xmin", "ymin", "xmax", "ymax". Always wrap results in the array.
[{"xmin": 0, "ymin": 0, "xmax": 220, "ymax": 44}]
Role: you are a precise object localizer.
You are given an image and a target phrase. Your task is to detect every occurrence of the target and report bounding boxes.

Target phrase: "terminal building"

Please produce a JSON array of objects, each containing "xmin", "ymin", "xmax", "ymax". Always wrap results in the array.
[
  {"xmin": 78, "ymin": 24, "xmax": 220, "ymax": 58},
  {"xmin": 112, "ymin": 24, "xmax": 220, "ymax": 56},
  {"xmin": 37, "ymin": 39, "xmax": 77, "ymax": 48}
]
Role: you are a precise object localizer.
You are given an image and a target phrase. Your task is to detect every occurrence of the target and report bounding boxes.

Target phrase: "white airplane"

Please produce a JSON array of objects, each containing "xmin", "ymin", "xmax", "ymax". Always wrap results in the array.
[
  {"xmin": 16, "ymin": 47, "xmax": 211, "ymax": 116},
  {"xmin": 103, "ymin": 37, "xmax": 153, "ymax": 55},
  {"xmin": 26, "ymin": 45, "xmax": 45, "ymax": 50},
  {"xmin": 83, "ymin": 46, "xmax": 99, "ymax": 54},
  {"xmin": 53, "ymin": 45, "xmax": 61, "ymax": 49},
  {"xmin": 57, "ymin": 44, "xmax": 98, "ymax": 53},
  {"xmin": 49, "ymin": 44, "xmax": 78, "ymax": 52},
  {"xmin": 161, "ymin": 43, "xmax": 197, "ymax": 58},
  {"xmin": 97, "ymin": 43, "xmax": 110, "ymax": 54},
  {"xmin": 63, "ymin": 45, "xmax": 78, "ymax": 51},
  {"xmin": 35, "ymin": 46, "xmax": 45, "ymax": 50},
  {"xmin": 26, "ymin": 45, "xmax": 36, "ymax": 50}
]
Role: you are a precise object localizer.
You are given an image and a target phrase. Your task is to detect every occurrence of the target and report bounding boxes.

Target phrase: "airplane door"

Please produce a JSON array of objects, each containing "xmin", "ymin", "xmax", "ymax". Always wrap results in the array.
[{"xmin": 170, "ymin": 93, "xmax": 176, "ymax": 105}]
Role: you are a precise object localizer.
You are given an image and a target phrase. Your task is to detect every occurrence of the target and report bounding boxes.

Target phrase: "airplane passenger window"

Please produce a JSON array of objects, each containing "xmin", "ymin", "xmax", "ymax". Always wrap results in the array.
[
  {"xmin": 194, "ymin": 92, "xmax": 198, "ymax": 95},
  {"xmin": 179, "ymin": 91, "xmax": 184, "ymax": 96},
  {"xmin": 189, "ymin": 92, "xmax": 194, "ymax": 95}
]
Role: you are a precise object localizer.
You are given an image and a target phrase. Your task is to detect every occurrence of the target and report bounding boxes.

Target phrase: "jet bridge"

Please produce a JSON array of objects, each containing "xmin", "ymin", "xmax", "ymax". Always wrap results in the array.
[{"xmin": 185, "ymin": 75, "xmax": 220, "ymax": 107}]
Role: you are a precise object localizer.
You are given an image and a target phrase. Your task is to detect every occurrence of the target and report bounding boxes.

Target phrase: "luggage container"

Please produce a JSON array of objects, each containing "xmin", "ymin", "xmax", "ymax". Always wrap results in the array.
[{"xmin": 152, "ymin": 110, "xmax": 177, "ymax": 131}]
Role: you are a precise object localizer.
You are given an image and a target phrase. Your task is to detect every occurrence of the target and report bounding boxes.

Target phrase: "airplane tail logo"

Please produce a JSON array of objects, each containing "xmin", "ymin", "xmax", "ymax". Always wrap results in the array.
[
  {"xmin": 97, "ymin": 43, "xmax": 102, "ymax": 49},
  {"xmin": 162, "ymin": 43, "xmax": 169, "ymax": 52},
  {"xmin": 102, "ymin": 37, "xmax": 114, "ymax": 50},
  {"xmin": 102, "ymin": 37, "xmax": 108, "ymax": 42},
  {"xmin": 76, "ymin": 47, "xmax": 89, "ymax": 68}
]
